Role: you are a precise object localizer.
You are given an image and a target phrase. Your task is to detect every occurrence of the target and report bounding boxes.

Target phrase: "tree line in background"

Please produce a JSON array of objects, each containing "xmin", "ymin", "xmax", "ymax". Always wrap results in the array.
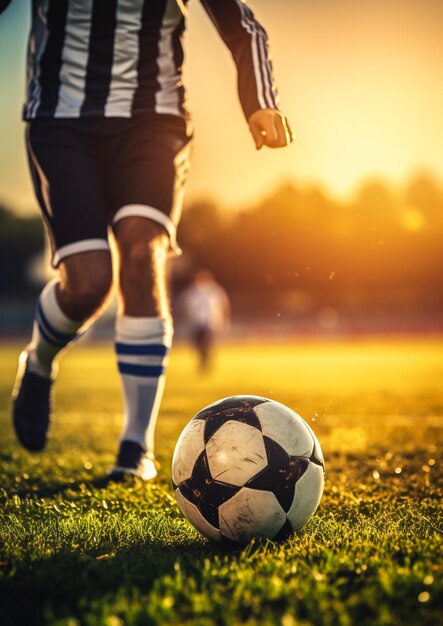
[
  {"xmin": 0, "ymin": 205, "xmax": 43, "ymax": 295},
  {"xmin": 1, "ymin": 173, "xmax": 442, "ymax": 318},
  {"xmin": 176, "ymin": 173, "xmax": 443, "ymax": 317}
]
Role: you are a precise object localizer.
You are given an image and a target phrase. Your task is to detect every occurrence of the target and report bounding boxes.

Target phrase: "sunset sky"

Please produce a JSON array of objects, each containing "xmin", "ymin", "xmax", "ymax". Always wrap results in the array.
[{"xmin": 0, "ymin": 0, "xmax": 442, "ymax": 214}]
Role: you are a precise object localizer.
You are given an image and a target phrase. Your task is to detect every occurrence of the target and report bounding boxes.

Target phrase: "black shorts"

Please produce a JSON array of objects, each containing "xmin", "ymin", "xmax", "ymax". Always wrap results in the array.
[{"xmin": 26, "ymin": 114, "xmax": 193, "ymax": 267}]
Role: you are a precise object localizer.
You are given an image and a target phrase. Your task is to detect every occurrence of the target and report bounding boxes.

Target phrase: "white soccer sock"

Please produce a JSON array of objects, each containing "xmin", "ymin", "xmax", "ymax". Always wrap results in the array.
[
  {"xmin": 115, "ymin": 315, "xmax": 173, "ymax": 454},
  {"xmin": 27, "ymin": 279, "xmax": 87, "ymax": 379}
]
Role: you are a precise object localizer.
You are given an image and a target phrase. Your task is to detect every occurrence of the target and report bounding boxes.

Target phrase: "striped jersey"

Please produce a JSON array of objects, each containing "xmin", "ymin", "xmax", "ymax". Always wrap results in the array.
[{"xmin": 24, "ymin": 0, "xmax": 279, "ymax": 121}]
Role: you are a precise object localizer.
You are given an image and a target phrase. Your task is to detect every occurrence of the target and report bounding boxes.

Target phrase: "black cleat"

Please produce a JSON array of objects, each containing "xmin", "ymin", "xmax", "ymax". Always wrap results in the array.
[
  {"xmin": 12, "ymin": 353, "xmax": 53, "ymax": 452},
  {"xmin": 107, "ymin": 440, "xmax": 157, "ymax": 482}
]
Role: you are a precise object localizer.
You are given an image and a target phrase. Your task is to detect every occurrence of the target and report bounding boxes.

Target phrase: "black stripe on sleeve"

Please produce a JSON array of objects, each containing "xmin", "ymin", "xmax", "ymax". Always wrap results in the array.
[
  {"xmin": 131, "ymin": 0, "xmax": 168, "ymax": 114},
  {"xmin": 81, "ymin": 0, "xmax": 118, "ymax": 115},
  {"xmin": 36, "ymin": 0, "xmax": 69, "ymax": 116}
]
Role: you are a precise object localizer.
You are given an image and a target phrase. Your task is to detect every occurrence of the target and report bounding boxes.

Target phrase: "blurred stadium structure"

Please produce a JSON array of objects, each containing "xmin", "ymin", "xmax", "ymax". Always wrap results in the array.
[{"xmin": 1, "ymin": 172, "xmax": 442, "ymax": 339}]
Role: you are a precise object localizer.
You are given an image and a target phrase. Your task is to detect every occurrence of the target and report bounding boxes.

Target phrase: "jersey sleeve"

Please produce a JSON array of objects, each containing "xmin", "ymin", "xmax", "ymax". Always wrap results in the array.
[{"xmin": 199, "ymin": 0, "xmax": 280, "ymax": 120}]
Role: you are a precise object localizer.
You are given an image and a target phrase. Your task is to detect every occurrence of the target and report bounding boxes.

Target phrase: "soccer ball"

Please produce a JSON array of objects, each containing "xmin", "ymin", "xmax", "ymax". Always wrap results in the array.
[{"xmin": 172, "ymin": 395, "xmax": 325, "ymax": 543}]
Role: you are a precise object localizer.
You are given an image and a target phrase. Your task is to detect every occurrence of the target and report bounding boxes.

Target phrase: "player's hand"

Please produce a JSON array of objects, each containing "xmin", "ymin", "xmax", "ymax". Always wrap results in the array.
[{"xmin": 248, "ymin": 109, "xmax": 293, "ymax": 150}]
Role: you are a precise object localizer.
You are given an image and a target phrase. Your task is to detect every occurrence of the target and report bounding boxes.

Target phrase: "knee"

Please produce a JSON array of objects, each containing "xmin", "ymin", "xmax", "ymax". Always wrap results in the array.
[
  {"xmin": 73, "ymin": 268, "xmax": 112, "ymax": 312},
  {"xmin": 115, "ymin": 225, "xmax": 170, "ymax": 316},
  {"xmin": 62, "ymin": 260, "xmax": 113, "ymax": 318},
  {"xmin": 120, "ymin": 233, "xmax": 168, "ymax": 278}
]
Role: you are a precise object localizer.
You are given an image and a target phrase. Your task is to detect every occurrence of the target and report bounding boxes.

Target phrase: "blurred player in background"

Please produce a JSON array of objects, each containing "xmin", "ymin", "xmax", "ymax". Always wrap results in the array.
[
  {"xmin": 3, "ymin": 0, "xmax": 293, "ymax": 480},
  {"xmin": 179, "ymin": 270, "xmax": 230, "ymax": 370}
]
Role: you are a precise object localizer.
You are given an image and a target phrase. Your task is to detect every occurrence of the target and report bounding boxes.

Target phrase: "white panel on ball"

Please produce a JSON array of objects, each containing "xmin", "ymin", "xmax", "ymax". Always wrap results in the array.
[
  {"xmin": 253, "ymin": 401, "xmax": 314, "ymax": 457},
  {"xmin": 206, "ymin": 421, "xmax": 267, "ymax": 486},
  {"xmin": 219, "ymin": 488, "xmax": 286, "ymax": 542},
  {"xmin": 287, "ymin": 462, "xmax": 324, "ymax": 530},
  {"xmin": 171, "ymin": 419, "xmax": 206, "ymax": 485},
  {"xmin": 175, "ymin": 488, "xmax": 221, "ymax": 542}
]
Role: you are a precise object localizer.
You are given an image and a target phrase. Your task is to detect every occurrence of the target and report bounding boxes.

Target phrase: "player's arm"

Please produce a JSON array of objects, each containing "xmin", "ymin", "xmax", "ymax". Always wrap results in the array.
[
  {"xmin": 0, "ymin": 0, "xmax": 13, "ymax": 15},
  {"xmin": 199, "ymin": 0, "xmax": 293, "ymax": 149}
]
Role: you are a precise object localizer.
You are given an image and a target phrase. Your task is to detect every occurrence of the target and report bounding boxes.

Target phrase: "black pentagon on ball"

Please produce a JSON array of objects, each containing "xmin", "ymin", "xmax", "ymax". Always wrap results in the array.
[
  {"xmin": 193, "ymin": 396, "xmax": 269, "ymax": 444},
  {"xmin": 304, "ymin": 422, "xmax": 325, "ymax": 467},
  {"xmin": 246, "ymin": 436, "xmax": 309, "ymax": 513},
  {"xmin": 178, "ymin": 450, "xmax": 239, "ymax": 529},
  {"xmin": 273, "ymin": 519, "xmax": 294, "ymax": 542},
  {"xmin": 193, "ymin": 396, "xmax": 269, "ymax": 421},
  {"xmin": 310, "ymin": 438, "xmax": 324, "ymax": 467}
]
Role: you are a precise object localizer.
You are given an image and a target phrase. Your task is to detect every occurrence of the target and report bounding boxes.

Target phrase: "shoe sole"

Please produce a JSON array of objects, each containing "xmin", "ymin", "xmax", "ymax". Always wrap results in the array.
[{"xmin": 107, "ymin": 465, "xmax": 158, "ymax": 482}]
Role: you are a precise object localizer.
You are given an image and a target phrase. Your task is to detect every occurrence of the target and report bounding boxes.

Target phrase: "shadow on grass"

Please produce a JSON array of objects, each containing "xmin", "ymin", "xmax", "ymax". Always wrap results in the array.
[
  {"xmin": 0, "ymin": 533, "xmax": 244, "ymax": 626},
  {"xmin": 1, "ymin": 473, "xmax": 254, "ymax": 626},
  {"xmin": 9, "ymin": 476, "xmax": 129, "ymax": 499},
  {"xmin": 7, "ymin": 469, "xmax": 178, "ymax": 499}
]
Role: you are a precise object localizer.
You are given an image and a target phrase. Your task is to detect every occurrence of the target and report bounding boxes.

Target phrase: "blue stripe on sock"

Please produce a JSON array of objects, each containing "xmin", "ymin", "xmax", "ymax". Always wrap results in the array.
[
  {"xmin": 37, "ymin": 320, "xmax": 66, "ymax": 348},
  {"xmin": 36, "ymin": 301, "xmax": 78, "ymax": 343},
  {"xmin": 115, "ymin": 343, "xmax": 168, "ymax": 357},
  {"xmin": 118, "ymin": 362, "xmax": 165, "ymax": 378}
]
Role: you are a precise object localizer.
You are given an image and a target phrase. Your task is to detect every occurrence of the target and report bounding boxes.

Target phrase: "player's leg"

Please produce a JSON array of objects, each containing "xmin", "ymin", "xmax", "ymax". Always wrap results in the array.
[
  {"xmin": 108, "ymin": 218, "xmax": 173, "ymax": 480},
  {"xmin": 26, "ymin": 251, "xmax": 112, "ymax": 378},
  {"xmin": 105, "ymin": 114, "xmax": 192, "ymax": 480},
  {"xmin": 194, "ymin": 327, "xmax": 207, "ymax": 370},
  {"xmin": 199, "ymin": 327, "xmax": 214, "ymax": 371},
  {"xmin": 13, "ymin": 251, "xmax": 113, "ymax": 452},
  {"xmin": 12, "ymin": 120, "xmax": 112, "ymax": 451}
]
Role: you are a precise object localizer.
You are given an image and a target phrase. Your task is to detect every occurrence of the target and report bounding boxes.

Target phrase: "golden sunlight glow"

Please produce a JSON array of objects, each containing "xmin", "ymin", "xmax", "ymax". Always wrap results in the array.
[
  {"xmin": 0, "ymin": 1, "xmax": 442, "ymax": 212},
  {"xmin": 185, "ymin": 0, "xmax": 443, "ymax": 205},
  {"xmin": 401, "ymin": 208, "xmax": 425, "ymax": 232}
]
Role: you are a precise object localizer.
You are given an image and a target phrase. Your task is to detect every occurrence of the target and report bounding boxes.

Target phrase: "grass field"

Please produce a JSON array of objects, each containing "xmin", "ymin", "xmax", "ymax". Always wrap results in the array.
[{"xmin": 0, "ymin": 337, "xmax": 442, "ymax": 626}]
